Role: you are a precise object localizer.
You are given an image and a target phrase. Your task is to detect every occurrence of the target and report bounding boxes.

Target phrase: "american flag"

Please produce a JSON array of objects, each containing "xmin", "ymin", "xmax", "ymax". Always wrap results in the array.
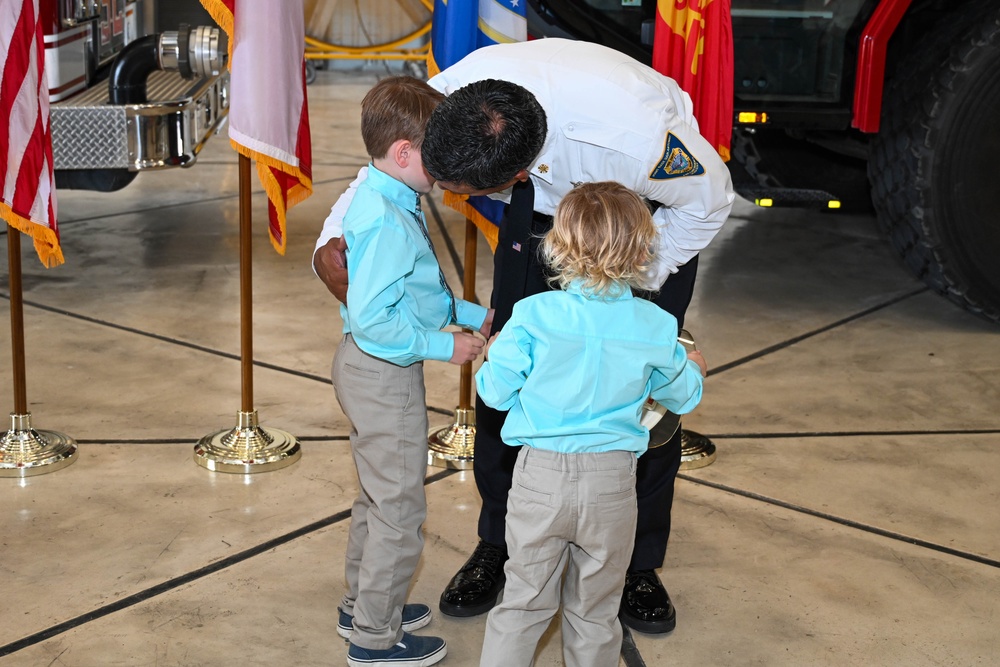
[
  {"xmin": 200, "ymin": 0, "xmax": 312, "ymax": 254},
  {"xmin": 1, "ymin": 0, "xmax": 64, "ymax": 267}
]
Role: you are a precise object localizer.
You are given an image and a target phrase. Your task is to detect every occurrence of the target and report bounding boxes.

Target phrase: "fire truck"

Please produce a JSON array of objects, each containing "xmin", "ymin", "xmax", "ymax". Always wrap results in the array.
[
  {"xmin": 528, "ymin": 0, "xmax": 1000, "ymax": 324},
  {"xmin": 44, "ymin": 0, "xmax": 229, "ymax": 192}
]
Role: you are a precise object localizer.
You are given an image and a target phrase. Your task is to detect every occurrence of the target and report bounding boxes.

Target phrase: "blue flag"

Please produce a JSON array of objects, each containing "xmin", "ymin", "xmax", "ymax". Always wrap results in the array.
[
  {"xmin": 429, "ymin": 0, "xmax": 527, "ymax": 75},
  {"xmin": 428, "ymin": 0, "xmax": 527, "ymax": 250}
]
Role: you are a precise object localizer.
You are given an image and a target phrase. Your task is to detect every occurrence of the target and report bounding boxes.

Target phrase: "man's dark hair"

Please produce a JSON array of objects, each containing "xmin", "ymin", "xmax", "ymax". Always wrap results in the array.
[{"xmin": 422, "ymin": 79, "xmax": 547, "ymax": 189}]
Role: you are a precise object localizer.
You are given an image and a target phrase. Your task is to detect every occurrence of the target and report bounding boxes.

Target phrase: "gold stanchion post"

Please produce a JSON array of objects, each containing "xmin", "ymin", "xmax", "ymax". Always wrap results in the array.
[
  {"xmin": 428, "ymin": 218, "xmax": 479, "ymax": 469},
  {"xmin": 679, "ymin": 430, "xmax": 716, "ymax": 469},
  {"xmin": 1, "ymin": 226, "xmax": 77, "ymax": 477},
  {"xmin": 193, "ymin": 154, "xmax": 300, "ymax": 473}
]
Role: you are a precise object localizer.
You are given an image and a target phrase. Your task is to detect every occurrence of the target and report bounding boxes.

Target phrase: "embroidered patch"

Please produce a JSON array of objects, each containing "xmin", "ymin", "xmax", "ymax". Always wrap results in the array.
[{"xmin": 649, "ymin": 133, "xmax": 704, "ymax": 180}]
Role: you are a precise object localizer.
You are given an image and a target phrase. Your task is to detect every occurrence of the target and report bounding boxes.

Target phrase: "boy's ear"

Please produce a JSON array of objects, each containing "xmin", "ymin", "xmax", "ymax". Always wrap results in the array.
[{"xmin": 390, "ymin": 139, "xmax": 413, "ymax": 168}]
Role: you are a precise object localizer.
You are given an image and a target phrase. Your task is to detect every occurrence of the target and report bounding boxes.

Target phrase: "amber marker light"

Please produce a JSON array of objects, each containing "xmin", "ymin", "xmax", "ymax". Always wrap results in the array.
[{"xmin": 738, "ymin": 112, "xmax": 768, "ymax": 123}]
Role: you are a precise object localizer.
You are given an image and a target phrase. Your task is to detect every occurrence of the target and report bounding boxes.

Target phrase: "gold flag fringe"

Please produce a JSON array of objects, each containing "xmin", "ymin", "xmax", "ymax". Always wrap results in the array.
[
  {"xmin": 442, "ymin": 191, "xmax": 499, "ymax": 253},
  {"xmin": 200, "ymin": 0, "xmax": 234, "ymax": 62},
  {"xmin": 227, "ymin": 139, "xmax": 313, "ymax": 256},
  {"xmin": 0, "ymin": 203, "xmax": 65, "ymax": 268}
]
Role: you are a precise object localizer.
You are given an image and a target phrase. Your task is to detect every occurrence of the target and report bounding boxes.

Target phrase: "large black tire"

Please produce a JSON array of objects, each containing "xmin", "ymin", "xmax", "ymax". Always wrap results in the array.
[{"xmin": 868, "ymin": 6, "xmax": 1000, "ymax": 323}]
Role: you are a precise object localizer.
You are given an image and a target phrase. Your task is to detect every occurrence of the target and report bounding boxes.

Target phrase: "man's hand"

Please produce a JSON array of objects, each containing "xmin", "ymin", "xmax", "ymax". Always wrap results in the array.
[
  {"xmin": 314, "ymin": 236, "xmax": 349, "ymax": 304},
  {"xmin": 484, "ymin": 332, "xmax": 500, "ymax": 361},
  {"xmin": 479, "ymin": 309, "xmax": 495, "ymax": 339},
  {"xmin": 450, "ymin": 332, "xmax": 485, "ymax": 365},
  {"xmin": 687, "ymin": 349, "xmax": 708, "ymax": 377}
]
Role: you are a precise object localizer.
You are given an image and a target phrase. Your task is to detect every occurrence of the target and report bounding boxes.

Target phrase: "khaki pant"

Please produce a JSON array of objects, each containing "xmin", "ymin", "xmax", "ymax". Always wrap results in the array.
[
  {"xmin": 481, "ymin": 447, "xmax": 638, "ymax": 667},
  {"xmin": 333, "ymin": 334, "xmax": 429, "ymax": 650}
]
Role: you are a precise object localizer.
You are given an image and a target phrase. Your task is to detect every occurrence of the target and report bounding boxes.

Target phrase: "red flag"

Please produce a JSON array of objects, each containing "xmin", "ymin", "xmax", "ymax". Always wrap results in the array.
[
  {"xmin": 1, "ymin": 0, "xmax": 63, "ymax": 267},
  {"xmin": 652, "ymin": 0, "xmax": 734, "ymax": 162},
  {"xmin": 201, "ymin": 0, "xmax": 312, "ymax": 254}
]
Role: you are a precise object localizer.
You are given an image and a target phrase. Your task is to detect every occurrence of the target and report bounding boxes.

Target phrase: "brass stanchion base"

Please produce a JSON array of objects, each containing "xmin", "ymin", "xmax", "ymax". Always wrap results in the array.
[
  {"xmin": 0, "ymin": 412, "xmax": 77, "ymax": 477},
  {"xmin": 679, "ymin": 429, "xmax": 717, "ymax": 470},
  {"xmin": 428, "ymin": 407, "xmax": 475, "ymax": 470},
  {"xmin": 194, "ymin": 410, "xmax": 301, "ymax": 474}
]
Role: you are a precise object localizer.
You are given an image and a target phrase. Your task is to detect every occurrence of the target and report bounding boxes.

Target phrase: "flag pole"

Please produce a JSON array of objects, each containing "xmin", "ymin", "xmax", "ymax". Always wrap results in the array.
[
  {"xmin": 193, "ymin": 153, "xmax": 301, "ymax": 473},
  {"xmin": 428, "ymin": 217, "xmax": 478, "ymax": 469},
  {"xmin": 0, "ymin": 225, "xmax": 77, "ymax": 477}
]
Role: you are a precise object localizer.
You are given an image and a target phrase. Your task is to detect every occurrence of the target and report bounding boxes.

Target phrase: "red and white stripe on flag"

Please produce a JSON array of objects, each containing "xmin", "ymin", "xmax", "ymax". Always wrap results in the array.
[
  {"xmin": 201, "ymin": 0, "xmax": 312, "ymax": 254},
  {"xmin": 1, "ymin": 0, "xmax": 63, "ymax": 267}
]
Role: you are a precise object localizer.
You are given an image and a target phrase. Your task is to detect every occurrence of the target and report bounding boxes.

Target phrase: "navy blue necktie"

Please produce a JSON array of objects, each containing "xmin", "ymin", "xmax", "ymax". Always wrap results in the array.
[{"xmin": 413, "ymin": 195, "xmax": 457, "ymax": 323}]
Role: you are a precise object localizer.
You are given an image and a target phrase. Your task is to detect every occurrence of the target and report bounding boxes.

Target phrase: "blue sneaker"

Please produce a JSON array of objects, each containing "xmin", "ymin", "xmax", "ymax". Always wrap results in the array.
[
  {"xmin": 346, "ymin": 631, "xmax": 446, "ymax": 667},
  {"xmin": 337, "ymin": 604, "xmax": 432, "ymax": 639}
]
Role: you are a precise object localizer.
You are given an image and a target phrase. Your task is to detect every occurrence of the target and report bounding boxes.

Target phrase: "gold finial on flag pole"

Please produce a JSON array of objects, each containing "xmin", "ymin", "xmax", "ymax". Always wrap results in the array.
[
  {"xmin": 428, "ymin": 218, "xmax": 479, "ymax": 469},
  {"xmin": 194, "ymin": 154, "xmax": 300, "ymax": 473},
  {"xmin": 1, "ymin": 226, "xmax": 77, "ymax": 477}
]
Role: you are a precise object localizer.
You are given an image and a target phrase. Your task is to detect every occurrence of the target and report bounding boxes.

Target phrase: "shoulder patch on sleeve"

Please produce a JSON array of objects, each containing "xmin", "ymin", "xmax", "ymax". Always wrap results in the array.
[{"xmin": 649, "ymin": 133, "xmax": 705, "ymax": 180}]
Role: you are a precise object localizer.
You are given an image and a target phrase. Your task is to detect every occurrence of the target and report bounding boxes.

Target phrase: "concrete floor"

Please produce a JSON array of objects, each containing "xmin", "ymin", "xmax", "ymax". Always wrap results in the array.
[{"xmin": 2, "ymin": 67, "xmax": 999, "ymax": 667}]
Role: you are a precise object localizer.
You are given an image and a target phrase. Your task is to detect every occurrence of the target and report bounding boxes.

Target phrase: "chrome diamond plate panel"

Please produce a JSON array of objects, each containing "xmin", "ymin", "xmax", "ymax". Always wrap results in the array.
[{"xmin": 51, "ymin": 106, "xmax": 129, "ymax": 169}]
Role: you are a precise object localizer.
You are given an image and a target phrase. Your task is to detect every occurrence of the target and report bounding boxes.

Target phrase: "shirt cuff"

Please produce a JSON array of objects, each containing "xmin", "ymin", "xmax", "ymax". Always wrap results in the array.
[
  {"xmin": 426, "ymin": 330, "xmax": 455, "ymax": 362},
  {"xmin": 455, "ymin": 300, "xmax": 489, "ymax": 330}
]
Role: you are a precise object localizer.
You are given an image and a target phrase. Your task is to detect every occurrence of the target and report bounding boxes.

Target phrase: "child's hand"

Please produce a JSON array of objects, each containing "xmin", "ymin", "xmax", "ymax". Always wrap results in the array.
[
  {"xmin": 484, "ymin": 332, "xmax": 500, "ymax": 360},
  {"xmin": 479, "ymin": 309, "xmax": 495, "ymax": 339},
  {"xmin": 449, "ymin": 332, "xmax": 485, "ymax": 365},
  {"xmin": 687, "ymin": 349, "xmax": 708, "ymax": 377}
]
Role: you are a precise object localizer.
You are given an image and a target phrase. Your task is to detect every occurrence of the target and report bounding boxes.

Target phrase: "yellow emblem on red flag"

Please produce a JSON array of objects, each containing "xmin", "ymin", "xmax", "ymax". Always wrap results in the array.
[{"xmin": 653, "ymin": 0, "xmax": 734, "ymax": 162}]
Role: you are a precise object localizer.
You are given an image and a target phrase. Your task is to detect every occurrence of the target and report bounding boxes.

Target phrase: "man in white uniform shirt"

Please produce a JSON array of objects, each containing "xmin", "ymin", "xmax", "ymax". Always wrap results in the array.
[{"xmin": 314, "ymin": 38, "xmax": 735, "ymax": 635}]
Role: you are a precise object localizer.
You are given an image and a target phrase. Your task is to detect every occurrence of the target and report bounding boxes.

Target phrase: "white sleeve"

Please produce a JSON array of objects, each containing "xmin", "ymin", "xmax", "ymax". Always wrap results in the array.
[
  {"xmin": 636, "ymin": 141, "xmax": 735, "ymax": 290},
  {"xmin": 311, "ymin": 166, "xmax": 368, "ymax": 276},
  {"xmin": 638, "ymin": 177, "xmax": 735, "ymax": 290}
]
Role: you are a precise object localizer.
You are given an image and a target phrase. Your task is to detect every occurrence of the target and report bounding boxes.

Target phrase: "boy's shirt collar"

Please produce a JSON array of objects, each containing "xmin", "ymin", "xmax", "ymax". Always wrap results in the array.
[
  {"xmin": 366, "ymin": 162, "xmax": 421, "ymax": 215},
  {"xmin": 565, "ymin": 278, "xmax": 633, "ymax": 301}
]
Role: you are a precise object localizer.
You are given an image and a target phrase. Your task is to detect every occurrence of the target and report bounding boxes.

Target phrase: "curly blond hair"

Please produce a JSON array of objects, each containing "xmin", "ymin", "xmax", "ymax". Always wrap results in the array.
[{"xmin": 541, "ymin": 182, "xmax": 657, "ymax": 297}]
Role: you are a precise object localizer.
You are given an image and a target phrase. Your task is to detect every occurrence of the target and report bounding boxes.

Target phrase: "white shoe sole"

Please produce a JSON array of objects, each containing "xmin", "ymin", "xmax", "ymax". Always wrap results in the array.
[
  {"xmin": 337, "ymin": 610, "xmax": 433, "ymax": 640},
  {"xmin": 346, "ymin": 643, "xmax": 446, "ymax": 667}
]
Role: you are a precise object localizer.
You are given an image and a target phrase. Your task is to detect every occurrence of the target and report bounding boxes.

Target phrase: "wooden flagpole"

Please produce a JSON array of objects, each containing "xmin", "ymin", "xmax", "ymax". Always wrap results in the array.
[
  {"xmin": 8, "ymin": 227, "xmax": 27, "ymax": 416},
  {"xmin": 457, "ymin": 218, "xmax": 477, "ymax": 409},
  {"xmin": 193, "ymin": 154, "xmax": 300, "ymax": 473},
  {"xmin": 428, "ymin": 217, "xmax": 479, "ymax": 469},
  {"xmin": 0, "ymin": 225, "xmax": 77, "ymax": 477}
]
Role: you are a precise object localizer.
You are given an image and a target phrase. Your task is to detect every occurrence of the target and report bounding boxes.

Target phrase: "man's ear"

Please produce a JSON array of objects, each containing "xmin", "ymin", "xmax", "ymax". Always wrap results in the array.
[
  {"xmin": 390, "ymin": 139, "xmax": 413, "ymax": 168},
  {"xmin": 514, "ymin": 169, "xmax": 530, "ymax": 182}
]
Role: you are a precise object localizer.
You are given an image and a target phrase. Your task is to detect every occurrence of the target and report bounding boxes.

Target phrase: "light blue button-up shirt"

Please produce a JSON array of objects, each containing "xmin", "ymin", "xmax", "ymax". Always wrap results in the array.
[
  {"xmin": 475, "ymin": 281, "xmax": 703, "ymax": 455},
  {"xmin": 342, "ymin": 164, "xmax": 488, "ymax": 367}
]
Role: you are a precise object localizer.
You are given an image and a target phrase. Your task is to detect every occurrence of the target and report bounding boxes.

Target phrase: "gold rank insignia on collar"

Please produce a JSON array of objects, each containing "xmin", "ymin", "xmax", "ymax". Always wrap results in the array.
[
  {"xmin": 649, "ymin": 133, "xmax": 705, "ymax": 180},
  {"xmin": 537, "ymin": 164, "xmax": 549, "ymax": 173}
]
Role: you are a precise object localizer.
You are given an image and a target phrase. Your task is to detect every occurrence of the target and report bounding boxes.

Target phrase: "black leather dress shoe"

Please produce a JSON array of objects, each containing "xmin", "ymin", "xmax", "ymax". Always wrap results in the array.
[
  {"xmin": 439, "ymin": 540, "xmax": 508, "ymax": 617},
  {"xmin": 619, "ymin": 569, "xmax": 677, "ymax": 634}
]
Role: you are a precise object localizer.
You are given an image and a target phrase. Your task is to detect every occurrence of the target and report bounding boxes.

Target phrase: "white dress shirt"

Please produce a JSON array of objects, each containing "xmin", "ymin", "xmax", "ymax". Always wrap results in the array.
[{"xmin": 316, "ymin": 38, "xmax": 735, "ymax": 289}]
